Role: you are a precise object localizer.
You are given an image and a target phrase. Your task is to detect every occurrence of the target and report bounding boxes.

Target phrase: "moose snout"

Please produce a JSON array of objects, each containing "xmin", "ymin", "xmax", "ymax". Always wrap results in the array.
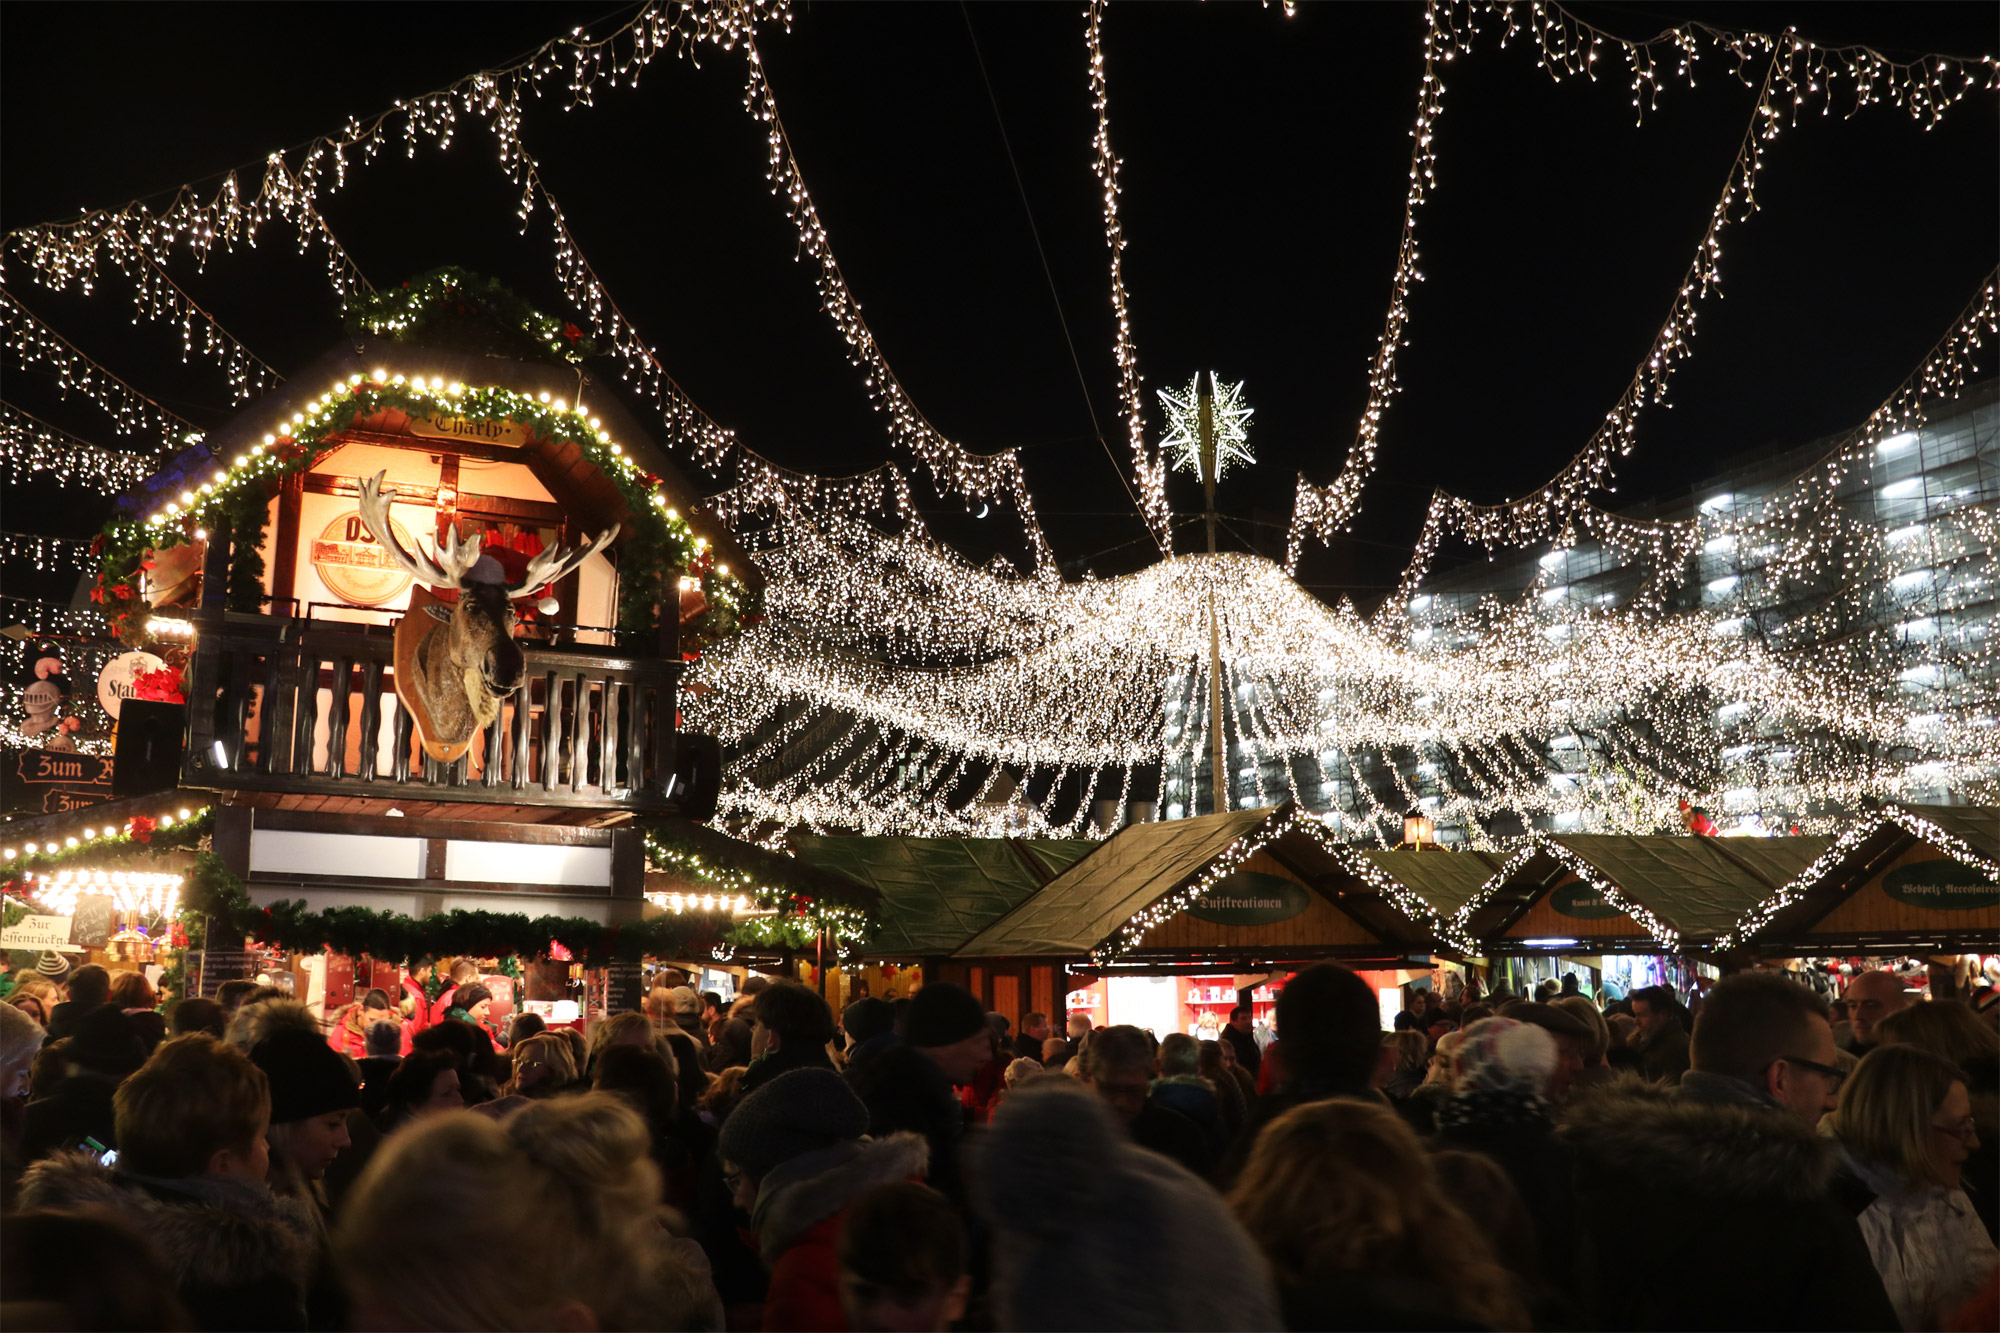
[{"xmin": 484, "ymin": 646, "xmax": 525, "ymax": 693}]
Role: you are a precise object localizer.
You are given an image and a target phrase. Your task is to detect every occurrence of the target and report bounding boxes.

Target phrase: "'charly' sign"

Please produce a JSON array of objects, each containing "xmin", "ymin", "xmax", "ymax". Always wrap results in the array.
[
  {"xmin": 1185, "ymin": 872, "xmax": 1311, "ymax": 926},
  {"xmin": 1881, "ymin": 860, "xmax": 2000, "ymax": 912}
]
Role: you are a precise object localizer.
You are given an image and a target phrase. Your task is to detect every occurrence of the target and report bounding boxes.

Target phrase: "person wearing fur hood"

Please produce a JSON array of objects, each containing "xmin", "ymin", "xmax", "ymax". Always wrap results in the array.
[
  {"xmin": 1557, "ymin": 972, "xmax": 1899, "ymax": 1331},
  {"xmin": 719, "ymin": 1065, "xmax": 931, "ymax": 1332},
  {"xmin": 973, "ymin": 1076, "xmax": 1281, "ymax": 1331},
  {"xmin": 19, "ymin": 1034, "xmax": 318, "ymax": 1331}
]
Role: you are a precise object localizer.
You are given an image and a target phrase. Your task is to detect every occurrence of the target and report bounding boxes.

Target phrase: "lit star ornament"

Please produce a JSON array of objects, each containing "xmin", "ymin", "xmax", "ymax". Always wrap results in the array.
[{"xmin": 1160, "ymin": 373, "xmax": 1255, "ymax": 482}]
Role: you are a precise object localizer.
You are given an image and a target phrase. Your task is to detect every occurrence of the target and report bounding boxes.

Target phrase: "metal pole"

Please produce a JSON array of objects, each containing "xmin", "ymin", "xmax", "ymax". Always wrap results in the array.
[{"xmin": 1200, "ymin": 380, "xmax": 1226, "ymax": 815}]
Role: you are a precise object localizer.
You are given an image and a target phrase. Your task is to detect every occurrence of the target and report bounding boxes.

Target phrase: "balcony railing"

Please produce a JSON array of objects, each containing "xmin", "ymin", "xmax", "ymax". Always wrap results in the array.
[{"xmin": 181, "ymin": 614, "xmax": 685, "ymax": 812}]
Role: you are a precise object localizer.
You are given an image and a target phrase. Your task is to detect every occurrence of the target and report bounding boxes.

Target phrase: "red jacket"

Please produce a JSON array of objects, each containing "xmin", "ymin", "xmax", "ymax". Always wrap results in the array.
[
  {"xmin": 752, "ymin": 1133, "xmax": 930, "ymax": 1333},
  {"xmin": 763, "ymin": 1210, "xmax": 846, "ymax": 1332}
]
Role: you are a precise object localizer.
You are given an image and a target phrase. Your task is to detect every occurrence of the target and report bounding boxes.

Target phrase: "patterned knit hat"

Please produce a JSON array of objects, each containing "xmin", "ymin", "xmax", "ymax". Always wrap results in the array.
[{"xmin": 717, "ymin": 1066, "xmax": 869, "ymax": 1178}]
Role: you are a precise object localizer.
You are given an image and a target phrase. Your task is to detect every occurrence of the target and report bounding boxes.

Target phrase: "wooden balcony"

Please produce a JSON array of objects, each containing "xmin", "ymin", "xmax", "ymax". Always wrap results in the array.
[{"xmin": 181, "ymin": 613, "xmax": 688, "ymax": 818}]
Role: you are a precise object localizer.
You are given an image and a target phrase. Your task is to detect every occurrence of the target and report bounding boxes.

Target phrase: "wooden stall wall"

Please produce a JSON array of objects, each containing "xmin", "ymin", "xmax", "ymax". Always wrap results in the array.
[
  {"xmin": 1502, "ymin": 874, "xmax": 1646, "ymax": 942},
  {"xmin": 1136, "ymin": 850, "xmax": 1384, "ymax": 952},
  {"xmin": 1809, "ymin": 844, "xmax": 2000, "ymax": 937}
]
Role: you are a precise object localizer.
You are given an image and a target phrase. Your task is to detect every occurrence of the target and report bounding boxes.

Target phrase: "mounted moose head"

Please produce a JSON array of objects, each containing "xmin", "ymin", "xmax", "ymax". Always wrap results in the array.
[{"xmin": 358, "ymin": 470, "xmax": 617, "ymax": 762}]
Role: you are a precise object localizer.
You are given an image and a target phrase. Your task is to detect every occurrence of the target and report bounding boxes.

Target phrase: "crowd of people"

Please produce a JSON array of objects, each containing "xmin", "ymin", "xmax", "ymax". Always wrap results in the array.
[{"xmin": 0, "ymin": 955, "xmax": 1995, "ymax": 1332}]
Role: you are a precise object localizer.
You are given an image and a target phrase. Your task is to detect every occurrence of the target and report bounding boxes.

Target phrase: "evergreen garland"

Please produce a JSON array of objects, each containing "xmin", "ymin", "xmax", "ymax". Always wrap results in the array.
[{"xmin": 344, "ymin": 267, "xmax": 597, "ymax": 367}]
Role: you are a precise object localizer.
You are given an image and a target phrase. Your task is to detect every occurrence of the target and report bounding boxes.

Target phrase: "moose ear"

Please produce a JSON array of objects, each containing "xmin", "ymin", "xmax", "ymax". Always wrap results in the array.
[{"xmin": 424, "ymin": 605, "xmax": 454, "ymax": 623}]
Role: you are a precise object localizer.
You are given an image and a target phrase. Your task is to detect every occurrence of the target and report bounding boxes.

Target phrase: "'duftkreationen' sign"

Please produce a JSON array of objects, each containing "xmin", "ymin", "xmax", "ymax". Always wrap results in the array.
[
  {"xmin": 1186, "ymin": 872, "xmax": 1311, "ymax": 926},
  {"xmin": 1881, "ymin": 860, "xmax": 2000, "ymax": 912}
]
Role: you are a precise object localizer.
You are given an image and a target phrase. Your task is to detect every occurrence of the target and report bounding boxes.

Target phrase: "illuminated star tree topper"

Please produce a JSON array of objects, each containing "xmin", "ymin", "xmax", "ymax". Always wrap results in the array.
[{"xmin": 1160, "ymin": 372, "xmax": 1255, "ymax": 483}]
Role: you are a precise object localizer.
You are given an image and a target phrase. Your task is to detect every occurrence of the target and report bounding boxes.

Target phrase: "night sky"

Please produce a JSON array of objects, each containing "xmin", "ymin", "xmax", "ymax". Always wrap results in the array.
[{"xmin": 3, "ymin": 2, "xmax": 1994, "ymax": 611}]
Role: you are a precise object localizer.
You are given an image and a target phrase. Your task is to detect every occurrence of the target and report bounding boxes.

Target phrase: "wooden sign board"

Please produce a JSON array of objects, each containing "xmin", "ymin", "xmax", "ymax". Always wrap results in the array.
[
  {"xmin": 0, "ymin": 914, "xmax": 73, "ymax": 950},
  {"xmin": 4, "ymin": 748, "xmax": 114, "ymax": 815},
  {"xmin": 409, "ymin": 414, "xmax": 531, "ymax": 449},
  {"xmin": 70, "ymin": 894, "xmax": 116, "ymax": 949}
]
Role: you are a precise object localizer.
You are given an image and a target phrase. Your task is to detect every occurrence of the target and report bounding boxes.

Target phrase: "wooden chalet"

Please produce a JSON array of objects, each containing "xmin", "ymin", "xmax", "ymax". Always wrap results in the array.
[
  {"xmin": 1723, "ymin": 804, "xmax": 1999, "ymax": 958},
  {"xmin": 105, "ymin": 327, "xmax": 759, "ymax": 942},
  {"xmin": 1457, "ymin": 833, "xmax": 1835, "ymax": 956}
]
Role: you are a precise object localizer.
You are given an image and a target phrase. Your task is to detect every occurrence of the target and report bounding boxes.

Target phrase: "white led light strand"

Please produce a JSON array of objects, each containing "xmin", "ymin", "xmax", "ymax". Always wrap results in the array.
[
  {"xmin": 0, "ymin": 288, "xmax": 198, "ymax": 445},
  {"xmin": 1086, "ymin": 0, "xmax": 1172, "ymax": 556},
  {"xmin": 0, "ymin": 403, "xmax": 155, "ymax": 489}
]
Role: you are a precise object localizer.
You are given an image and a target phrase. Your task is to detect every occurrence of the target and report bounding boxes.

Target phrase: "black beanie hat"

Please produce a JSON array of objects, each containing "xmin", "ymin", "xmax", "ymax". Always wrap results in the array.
[
  {"xmin": 252, "ymin": 1029, "xmax": 362, "ymax": 1124},
  {"xmin": 842, "ymin": 997, "xmax": 893, "ymax": 1044},
  {"xmin": 717, "ymin": 1066, "xmax": 870, "ymax": 1178},
  {"xmin": 905, "ymin": 982, "xmax": 987, "ymax": 1049}
]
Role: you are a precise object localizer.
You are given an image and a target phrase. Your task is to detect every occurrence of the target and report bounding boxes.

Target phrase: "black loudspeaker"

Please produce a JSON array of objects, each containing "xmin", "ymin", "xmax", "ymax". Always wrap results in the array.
[
  {"xmin": 113, "ymin": 700, "xmax": 187, "ymax": 797},
  {"xmin": 671, "ymin": 732, "xmax": 723, "ymax": 823}
]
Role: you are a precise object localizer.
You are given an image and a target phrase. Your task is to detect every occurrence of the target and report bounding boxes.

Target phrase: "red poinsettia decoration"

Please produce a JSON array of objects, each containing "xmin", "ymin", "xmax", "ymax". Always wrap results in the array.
[
  {"xmin": 132, "ymin": 665, "xmax": 185, "ymax": 704},
  {"xmin": 562, "ymin": 322, "xmax": 583, "ymax": 344},
  {"xmin": 127, "ymin": 815, "xmax": 156, "ymax": 844}
]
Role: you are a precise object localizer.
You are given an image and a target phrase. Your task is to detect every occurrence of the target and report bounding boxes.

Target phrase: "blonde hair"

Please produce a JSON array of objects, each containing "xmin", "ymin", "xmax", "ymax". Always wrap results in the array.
[
  {"xmin": 1228, "ymin": 1098, "xmax": 1527, "ymax": 1330},
  {"xmin": 1, "ymin": 1001, "xmax": 45, "ymax": 1089},
  {"xmin": 1875, "ymin": 1000, "xmax": 2000, "ymax": 1072},
  {"xmin": 588, "ymin": 1011, "xmax": 655, "ymax": 1066},
  {"xmin": 1826, "ymin": 1043, "xmax": 1965, "ymax": 1189},
  {"xmin": 1385, "ymin": 1030, "xmax": 1428, "ymax": 1076},
  {"xmin": 114, "ymin": 1035, "xmax": 269, "ymax": 1179},
  {"xmin": 1555, "ymin": 996, "xmax": 1611, "ymax": 1064},
  {"xmin": 9, "ymin": 978, "xmax": 59, "ymax": 1016},
  {"xmin": 335, "ymin": 1093, "xmax": 707, "ymax": 1330},
  {"xmin": 506, "ymin": 1032, "xmax": 578, "ymax": 1094}
]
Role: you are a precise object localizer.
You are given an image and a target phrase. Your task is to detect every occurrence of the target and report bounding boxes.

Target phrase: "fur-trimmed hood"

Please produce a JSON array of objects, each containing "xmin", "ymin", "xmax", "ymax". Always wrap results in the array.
[
  {"xmin": 1558, "ymin": 1078, "xmax": 1838, "ymax": 1203},
  {"xmin": 751, "ymin": 1132, "xmax": 929, "ymax": 1262},
  {"xmin": 19, "ymin": 1151, "xmax": 318, "ymax": 1294}
]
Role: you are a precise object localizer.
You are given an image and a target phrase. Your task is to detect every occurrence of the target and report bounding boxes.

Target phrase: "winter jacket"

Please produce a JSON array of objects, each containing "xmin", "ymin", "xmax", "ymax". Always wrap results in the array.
[
  {"xmin": 1434, "ymin": 1088, "xmax": 1581, "ymax": 1292},
  {"xmin": 708, "ymin": 1018, "xmax": 753, "ymax": 1073},
  {"xmin": 749, "ymin": 1133, "xmax": 930, "ymax": 1332},
  {"xmin": 327, "ymin": 1006, "xmax": 373, "ymax": 1060},
  {"xmin": 19, "ymin": 1152, "xmax": 317, "ymax": 1331},
  {"xmin": 1559, "ymin": 1076, "xmax": 1900, "ymax": 1331},
  {"xmin": 1151, "ymin": 1074, "xmax": 1229, "ymax": 1165},
  {"xmin": 1013, "ymin": 1032, "xmax": 1047, "ymax": 1064},
  {"xmin": 45, "ymin": 999, "xmax": 107, "ymax": 1043},
  {"xmin": 18, "ymin": 1072, "xmax": 119, "ymax": 1165},
  {"xmin": 973, "ymin": 1078, "xmax": 1281, "ymax": 1331},
  {"xmin": 1131, "ymin": 1098, "xmax": 1214, "ymax": 1179},
  {"xmin": 847, "ymin": 1042, "xmax": 968, "ymax": 1201},
  {"xmin": 1840, "ymin": 1150, "xmax": 1998, "ymax": 1331}
]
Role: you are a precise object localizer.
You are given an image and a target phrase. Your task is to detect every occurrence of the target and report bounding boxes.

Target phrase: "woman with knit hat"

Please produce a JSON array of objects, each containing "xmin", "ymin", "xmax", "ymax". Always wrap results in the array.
[
  {"xmin": 1434, "ymin": 1015, "xmax": 1582, "ymax": 1306},
  {"xmin": 846, "ymin": 981, "xmax": 989, "ymax": 1203},
  {"xmin": 719, "ymin": 1066, "xmax": 929, "ymax": 1332},
  {"xmin": 250, "ymin": 1029, "xmax": 360, "ymax": 1217}
]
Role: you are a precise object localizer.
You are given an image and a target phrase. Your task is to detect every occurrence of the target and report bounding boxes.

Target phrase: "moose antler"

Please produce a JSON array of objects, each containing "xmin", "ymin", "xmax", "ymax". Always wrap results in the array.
[
  {"xmin": 357, "ymin": 470, "xmax": 488, "ymax": 589},
  {"xmin": 509, "ymin": 524, "xmax": 620, "ymax": 598}
]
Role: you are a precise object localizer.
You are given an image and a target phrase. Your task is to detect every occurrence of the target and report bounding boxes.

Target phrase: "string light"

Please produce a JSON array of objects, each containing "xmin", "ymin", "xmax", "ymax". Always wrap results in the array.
[
  {"xmin": 0, "ymin": 530, "xmax": 92, "ymax": 570},
  {"xmin": 0, "ymin": 289, "xmax": 198, "ymax": 446},
  {"xmin": 0, "ymin": 403, "xmax": 156, "ymax": 489},
  {"xmin": 1287, "ymin": 0, "xmax": 1462, "ymax": 560},
  {"xmin": 1085, "ymin": 0, "xmax": 1172, "ymax": 556}
]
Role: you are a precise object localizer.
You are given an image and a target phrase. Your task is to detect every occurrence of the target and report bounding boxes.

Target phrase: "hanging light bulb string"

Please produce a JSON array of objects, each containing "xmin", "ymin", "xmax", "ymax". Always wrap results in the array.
[{"xmin": 0, "ymin": 288, "xmax": 200, "ymax": 447}]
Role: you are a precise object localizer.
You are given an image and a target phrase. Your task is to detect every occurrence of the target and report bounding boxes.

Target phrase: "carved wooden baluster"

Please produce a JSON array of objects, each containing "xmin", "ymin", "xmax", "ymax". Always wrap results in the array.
[
  {"xmin": 570, "ymin": 672, "xmax": 589, "ymax": 793},
  {"xmin": 511, "ymin": 677, "xmax": 532, "ymax": 791},
  {"xmin": 256, "ymin": 647, "xmax": 282, "ymax": 774},
  {"xmin": 265, "ymin": 628, "xmax": 300, "ymax": 777},
  {"xmin": 542, "ymin": 670, "xmax": 561, "ymax": 793},
  {"xmin": 358, "ymin": 661, "xmax": 383, "ymax": 783},
  {"xmin": 293, "ymin": 653, "xmax": 320, "ymax": 777},
  {"xmin": 616, "ymin": 681, "xmax": 634, "ymax": 794},
  {"xmin": 326, "ymin": 656, "xmax": 353, "ymax": 778},
  {"xmin": 597, "ymin": 674, "xmax": 616, "ymax": 793},
  {"xmin": 392, "ymin": 697, "xmax": 413, "ymax": 783},
  {"xmin": 482, "ymin": 706, "xmax": 506, "ymax": 788}
]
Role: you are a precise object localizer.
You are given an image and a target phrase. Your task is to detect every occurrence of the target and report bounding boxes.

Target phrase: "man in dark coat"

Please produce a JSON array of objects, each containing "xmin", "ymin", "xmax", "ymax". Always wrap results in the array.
[
  {"xmin": 44, "ymin": 964, "xmax": 112, "ymax": 1043},
  {"xmin": 1629, "ymin": 985, "xmax": 1691, "ymax": 1085},
  {"xmin": 846, "ymin": 982, "xmax": 988, "ymax": 1201},
  {"xmin": 1013, "ymin": 1011, "xmax": 1052, "ymax": 1064},
  {"xmin": 1077, "ymin": 1025, "xmax": 1213, "ymax": 1178},
  {"xmin": 1560, "ymin": 972, "xmax": 1898, "ymax": 1331},
  {"xmin": 736, "ymin": 981, "xmax": 837, "ymax": 1096},
  {"xmin": 1220, "ymin": 1003, "xmax": 1262, "ymax": 1080}
]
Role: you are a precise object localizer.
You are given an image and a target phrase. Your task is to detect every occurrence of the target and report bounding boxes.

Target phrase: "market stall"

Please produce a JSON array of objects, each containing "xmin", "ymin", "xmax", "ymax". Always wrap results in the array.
[
  {"xmin": 950, "ymin": 804, "xmax": 1461, "ymax": 1036},
  {"xmin": 1715, "ymin": 803, "xmax": 1999, "ymax": 970},
  {"xmin": 1456, "ymin": 832, "xmax": 1833, "ymax": 1000}
]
